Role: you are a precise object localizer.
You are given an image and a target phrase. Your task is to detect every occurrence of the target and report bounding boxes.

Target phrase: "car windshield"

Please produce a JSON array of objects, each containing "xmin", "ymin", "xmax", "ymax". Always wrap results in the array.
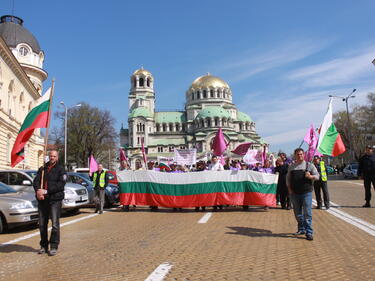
[
  {"xmin": 0, "ymin": 182, "xmax": 17, "ymax": 194},
  {"xmin": 77, "ymin": 173, "xmax": 91, "ymax": 181},
  {"xmin": 25, "ymin": 171, "xmax": 37, "ymax": 180},
  {"xmin": 351, "ymin": 163, "xmax": 358, "ymax": 169}
]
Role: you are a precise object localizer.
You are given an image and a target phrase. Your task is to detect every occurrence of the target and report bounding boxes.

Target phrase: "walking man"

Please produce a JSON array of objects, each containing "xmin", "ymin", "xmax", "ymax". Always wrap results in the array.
[
  {"xmin": 92, "ymin": 164, "xmax": 109, "ymax": 214},
  {"xmin": 358, "ymin": 145, "xmax": 375, "ymax": 208},
  {"xmin": 33, "ymin": 150, "xmax": 66, "ymax": 256},
  {"xmin": 313, "ymin": 155, "xmax": 330, "ymax": 209},
  {"xmin": 287, "ymin": 148, "xmax": 319, "ymax": 241}
]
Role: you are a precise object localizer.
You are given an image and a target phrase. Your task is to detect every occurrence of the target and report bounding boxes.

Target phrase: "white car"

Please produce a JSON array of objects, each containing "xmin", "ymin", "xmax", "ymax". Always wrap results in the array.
[
  {"xmin": 343, "ymin": 163, "xmax": 359, "ymax": 179},
  {"xmin": 0, "ymin": 182, "xmax": 38, "ymax": 233},
  {"xmin": 0, "ymin": 170, "xmax": 89, "ymax": 213}
]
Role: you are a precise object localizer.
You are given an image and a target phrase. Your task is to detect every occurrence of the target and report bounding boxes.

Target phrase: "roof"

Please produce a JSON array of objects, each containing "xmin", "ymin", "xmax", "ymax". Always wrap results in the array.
[
  {"xmin": 133, "ymin": 67, "xmax": 152, "ymax": 76},
  {"xmin": 190, "ymin": 74, "xmax": 229, "ymax": 89},
  {"xmin": 0, "ymin": 15, "xmax": 41, "ymax": 53},
  {"xmin": 128, "ymin": 107, "xmax": 153, "ymax": 118},
  {"xmin": 154, "ymin": 111, "xmax": 186, "ymax": 123},
  {"xmin": 148, "ymin": 138, "xmax": 186, "ymax": 146},
  {"xmin": 237, "ymin": 111, "xmax": 253, "ymax": 122},
  {"xmin": 196, "ymin": 106, "xmax": 231, "ymax": 119}
]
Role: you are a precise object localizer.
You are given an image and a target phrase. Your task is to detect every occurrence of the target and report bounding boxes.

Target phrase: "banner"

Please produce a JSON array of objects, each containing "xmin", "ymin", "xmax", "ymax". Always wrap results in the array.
[
  {"xmin": 118, "ymin": 170, "xmax": 278, "ymax": 208},
  {"xmin": 174, "ymin": 149, "xmax": 197, "ymax": 165}
]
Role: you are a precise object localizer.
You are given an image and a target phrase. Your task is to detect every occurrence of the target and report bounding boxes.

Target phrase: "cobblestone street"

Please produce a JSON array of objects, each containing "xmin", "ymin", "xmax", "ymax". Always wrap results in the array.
[{"xmin": 1, "ymin": 177, "xmax": 374, "ymax": 281}]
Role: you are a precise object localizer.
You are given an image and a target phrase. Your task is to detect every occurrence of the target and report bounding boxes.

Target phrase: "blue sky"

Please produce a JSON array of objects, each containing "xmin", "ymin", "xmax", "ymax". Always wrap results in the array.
[{"xmin": 4, "ymin": 0, "xmax": 375, "ymax": 153}]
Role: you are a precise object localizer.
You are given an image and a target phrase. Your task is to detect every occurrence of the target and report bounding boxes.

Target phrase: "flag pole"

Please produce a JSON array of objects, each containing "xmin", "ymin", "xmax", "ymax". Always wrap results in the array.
[{"xmin": 40, "ymin": 79, "xmax": 55, "ymax": 190}]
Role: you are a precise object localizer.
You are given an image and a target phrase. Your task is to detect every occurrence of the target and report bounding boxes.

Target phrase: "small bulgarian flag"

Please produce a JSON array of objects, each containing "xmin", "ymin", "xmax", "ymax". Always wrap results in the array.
[
  {"xmin": 159, "ymin": 162, "xmax": 171, "ymax": 171},
  {"xmin": 11, "ymin": 88, "xmax": 52, "ymax": 167},
  {"xmin": 317, "ymin": 98, "xmax": 346, "ymax": 157}
]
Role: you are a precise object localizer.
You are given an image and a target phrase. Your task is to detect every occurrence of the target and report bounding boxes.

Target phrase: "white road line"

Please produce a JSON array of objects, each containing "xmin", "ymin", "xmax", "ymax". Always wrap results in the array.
[
  {"xmin": 346, "ymin": 181, "xmax": 363, "ymax": 186},
  {"xmin": 198, "ymin": 212, "xmax": 212, "ymax": 224},
  {"xmin": 0, "ymin": 211, "xmax": 103, "ymax": 247},
  {"xmin": 145, "ymin": 262, "xmax": 173, "ymax": 281},
  {"xmin": 312, "ymin": 199, "xmax": 375, "ymax": 237}
]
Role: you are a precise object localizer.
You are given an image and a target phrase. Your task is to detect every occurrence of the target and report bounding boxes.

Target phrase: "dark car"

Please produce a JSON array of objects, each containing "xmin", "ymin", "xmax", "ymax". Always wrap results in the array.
[
  {"xmin": 66, "ymin": 172, "xmax": 119, "ymax": 207},
  {"xmin": 343, "ymin": 163, "xmax": 359, "ymax": 179}
]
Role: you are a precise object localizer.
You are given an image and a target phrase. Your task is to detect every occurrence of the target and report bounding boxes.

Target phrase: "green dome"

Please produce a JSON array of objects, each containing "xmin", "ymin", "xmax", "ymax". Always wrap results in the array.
[
  {"xmin": 129, "ymin": 107, "xmax": 152, "ymax": 118},
  {"xmin": 237, "ymin": 111, "xmax": 253, "ymax": 122},
  {"xmin": 196, "ymin": 106, "xmax": 231, "ymax": 119}
]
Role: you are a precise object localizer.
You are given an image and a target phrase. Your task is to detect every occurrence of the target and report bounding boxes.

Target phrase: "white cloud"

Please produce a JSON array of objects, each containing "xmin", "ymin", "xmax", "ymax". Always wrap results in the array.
[
  {"xmin": 218, "ymin": 39, "xmax": 330, "ymax": 82},
  {"xmin": 286, "ymin": 46, "xmax": 375, "ymax": 88}
]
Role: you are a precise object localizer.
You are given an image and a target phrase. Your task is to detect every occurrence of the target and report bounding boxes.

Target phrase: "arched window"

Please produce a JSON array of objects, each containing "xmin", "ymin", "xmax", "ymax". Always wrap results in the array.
[
  {"xmin": 239, "ymin": 122, "xmax": 243, "ymax": 130},
  {"xmin": 156, "ymin": 124, "xmax": 160, "ymax": 132},
  {"xmin": 207, "ymin": 118, "xmax": 211, "ymax": 127},
  {"xmin": 203, "ymin": 90, "xmax": 207, "ymax": 98},
  {"xmin": 191, "ymin": 92, "xmax": 195, "ymax": 100},
  {"xmin": 142, "ymin": 124, "xmax": 145, "ymax": 132},
  {"xmin": 210, "ymin": 89, "xmax": 214, "ymax": 98},
  {"xmin": 169, "ymin": 123, "xmax": 173, "ymax": 131},
  {"xmin": 139, "ymin": 77, "xmax": 144, "ymax": 87},
  {"xmin": 197, "ymin": 91, "xmax": 201, "ymax": 99},
  {"xmin": 163, "ymin": 123, "xmax": 167, "ymax": 132},
  {"xmin": 214, "ymin": 118, "xmax": 218, "ymax": 127},
  {"xmin": 176, "ymin": 123, "xmax": 180, "ymax": 131},
  {"xmin": 147, "ymin": 78, "xmax": 150, "ymax": 87},
  {"xmin": 217, "ymin": 90, "xmax": 221, "ymax": 98},
  {"xmin": 200, "ymin": 119, "xmax": 204, "ymax": 127}
]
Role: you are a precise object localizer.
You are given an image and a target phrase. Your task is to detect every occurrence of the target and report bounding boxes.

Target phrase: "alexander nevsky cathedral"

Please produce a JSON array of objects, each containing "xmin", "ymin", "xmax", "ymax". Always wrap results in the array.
[{"xmin": 120, "ymin": 68, "xmax": 265, "ymax": 164}]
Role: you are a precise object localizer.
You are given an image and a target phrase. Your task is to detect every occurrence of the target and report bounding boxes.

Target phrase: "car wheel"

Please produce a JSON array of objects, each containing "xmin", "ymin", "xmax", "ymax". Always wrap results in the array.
[{"xmin": 0, "ymin": 213, "xmax": 6, "ymax": 234}]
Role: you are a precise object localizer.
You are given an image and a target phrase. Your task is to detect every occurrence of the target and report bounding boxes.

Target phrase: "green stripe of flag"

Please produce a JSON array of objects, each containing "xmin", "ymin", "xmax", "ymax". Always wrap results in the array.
[
  {"xmin": 19, "ymin": 100, "xmax": 50, "ymax": 133},
  {"xmin": 119, "ymin": 181, "xmax": 277, "ymax": 196}
]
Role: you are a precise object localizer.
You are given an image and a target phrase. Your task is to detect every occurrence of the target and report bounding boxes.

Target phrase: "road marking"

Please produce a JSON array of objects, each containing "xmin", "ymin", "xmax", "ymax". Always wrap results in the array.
[
  {"xmin": 346, "ymin": 181, "xmax": 363, "ymax": 186},
  {"xmin": 145, "ymin": 262, "xmax": 173, "ymax": 281},
  {"xmin": 0, "ymin": 210, "xmax": 112, "ymax": 247},
  {"xmin": 312, "ymin": 199, "xmax": 375, "ymax": 237},
  {"xmin": 198, "ymin": 212, "xmax": 212, "ymax": 224}
]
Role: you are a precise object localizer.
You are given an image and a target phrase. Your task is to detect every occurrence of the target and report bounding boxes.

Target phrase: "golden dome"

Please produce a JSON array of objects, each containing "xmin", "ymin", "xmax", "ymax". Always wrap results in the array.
[
  {"xmin": 133, "ymin": 67, "xmax": 152, "ymax": 76},
  {"xmin": 190, "ymin": 73, "xmax": 229, "ymax": 89}
]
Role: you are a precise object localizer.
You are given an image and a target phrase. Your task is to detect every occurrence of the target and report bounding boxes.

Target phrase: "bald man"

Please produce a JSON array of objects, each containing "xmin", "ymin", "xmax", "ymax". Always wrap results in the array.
[{"xmin": 33, "ymin": 150, "xmax": 66, "ymax": 256}]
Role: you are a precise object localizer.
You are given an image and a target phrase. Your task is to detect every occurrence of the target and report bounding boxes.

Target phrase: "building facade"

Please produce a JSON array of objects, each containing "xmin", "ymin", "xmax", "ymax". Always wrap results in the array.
[
  {"xmin": 120, "ymin": 68, "xmax": 265, "ymax": 165},
  {"xmin": 0, "ymin": 15, "xmax": 47, "ymax": 169}
]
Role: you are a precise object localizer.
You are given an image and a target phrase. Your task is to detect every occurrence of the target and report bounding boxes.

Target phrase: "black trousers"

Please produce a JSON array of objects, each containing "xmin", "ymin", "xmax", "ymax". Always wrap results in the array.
[
  {"xmin": 278, "ymin": 185, "xmax": 290, "ymax": 208},
  {"xmin": 364, "ymin": 175, "xmax": 375, "ymax": 202},
  {"xmin": 38, "ymin": 199, "xmax": 62, "ymax": 249},
  {"xmin": 313, "ymin": 180, "xmax": 330, "ymax": 207}
]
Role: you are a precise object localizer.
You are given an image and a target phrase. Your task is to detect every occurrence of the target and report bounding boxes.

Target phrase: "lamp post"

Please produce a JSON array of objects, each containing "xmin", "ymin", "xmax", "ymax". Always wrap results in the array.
[
  {"xmin": 60, "ymin": 102, "xmax": 82, "ymax": 170},
  {"xmin": 329, "ymin": 88, "xmax": 356, "ymax": 161}
]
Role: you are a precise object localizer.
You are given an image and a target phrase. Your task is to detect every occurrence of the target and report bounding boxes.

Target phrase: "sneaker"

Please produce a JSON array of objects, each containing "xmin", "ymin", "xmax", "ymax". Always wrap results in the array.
[
  {"xmin": 38, "ymin": 247, "xmax": 48, "ymax": 254},
  {"xmin": 316, "ymin": 205, "xmax": 322, "ymax": 209},
  {"xmin": 362, "ymin": 203, "xmax": 371, "ymax": 208},
  {"xmin": 48, "ymin": 248, "xmax": 57, "ymax": 256},
  {"xmin": 306, "ymin": 234, "xmax": 314, "ymax": 241},
  {"xmin": 99, "ymin": 211, "xmax": 103, "ymax": 214},
  {"xmin": 293, "ymin": 230, "xmax": 306, "ymax": 235}
]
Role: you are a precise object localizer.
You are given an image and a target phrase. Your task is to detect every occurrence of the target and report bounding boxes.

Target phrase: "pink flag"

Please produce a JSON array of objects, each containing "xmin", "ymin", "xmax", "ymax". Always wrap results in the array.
[
  {"xmin": 243, "ymin": 149, "xmax": 259, "ymax": 165},
  {"xmin": 89, "ymin": 155, "xmax": 98, "ymax": 176},
  {"xmin": 119, "ymin": 148, "xmax": 128, "ymax": 169},
  {"xmin": 141, "ymin": 138, "xmax": 148, "ymax": 166},
  {"xmin": 211, "ymin": 128, "xmax": 228, "ymax": 156},
  {"xmin": 261, "ymin": 145, "xmax": 268, "ymax": 166},
  {"xmin": 231, "ymin": 142, "xmax": 252, "ymax": 156},
  {"xmin": 303, "ymin": 124, "xmax": 322, "ymax": 161}
]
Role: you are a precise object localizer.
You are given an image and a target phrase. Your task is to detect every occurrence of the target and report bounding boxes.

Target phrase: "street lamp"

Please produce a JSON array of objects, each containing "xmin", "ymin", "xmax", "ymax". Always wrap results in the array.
[
  {"xmin": 329, "ymin": 88, "xmax": 356, "ymax": 161},
  {"xmin": 60, "ymin": 101, "xmax": 82, "ymax": 170}
]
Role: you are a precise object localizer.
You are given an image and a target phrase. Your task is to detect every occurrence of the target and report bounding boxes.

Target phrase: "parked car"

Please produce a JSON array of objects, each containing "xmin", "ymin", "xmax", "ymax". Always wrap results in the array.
[
  {"xmin": 343, "ymin": 163, "xmax": 359, "ymax": 179},
  {"xmin": 107, "ymin": 171, "xmax": 118, "ymax": 186},
  {"xmin": 0, "ymin": 170, "xmax": 89, "ymax": 213},
  {"xmin": 0, "ymin": 182, "xmax": 38, "ymax": 233},
  {"xmin": 326, "ymin": 165, "xmax": 336, "ymax": 175},
  {"xmin": 66, "ymin": 172, "xmax": 119, "ymax": 207}
]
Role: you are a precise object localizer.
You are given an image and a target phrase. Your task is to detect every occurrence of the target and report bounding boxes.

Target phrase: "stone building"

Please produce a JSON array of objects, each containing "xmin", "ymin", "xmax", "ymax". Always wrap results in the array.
[
  {"xmin": 0, "ymin": 15, "xmax": 47, "ymax": 169},
  {"xmin": 121, "ymin": 68, "xmax": 265, "ymax": 165}
]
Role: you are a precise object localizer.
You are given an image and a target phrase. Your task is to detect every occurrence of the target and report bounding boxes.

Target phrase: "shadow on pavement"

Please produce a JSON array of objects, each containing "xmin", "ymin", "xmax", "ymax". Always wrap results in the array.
[
  {"xmin": 225, "ymin": 226, "xmax": 305, "ymax": 239},
  {"xmin": 0, "ymin": 244, "xmax": 37, "ymax": 253}
]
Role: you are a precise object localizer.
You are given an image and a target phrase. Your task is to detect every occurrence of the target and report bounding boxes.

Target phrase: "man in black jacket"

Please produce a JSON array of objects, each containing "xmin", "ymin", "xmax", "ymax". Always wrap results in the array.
[
  {"xmin": 33, "ymin": 150, "xmax": 66, "ymax": 256},
  {"xmin": 358, "ymin": 145, "xmax": 375, "ymax": 208}
]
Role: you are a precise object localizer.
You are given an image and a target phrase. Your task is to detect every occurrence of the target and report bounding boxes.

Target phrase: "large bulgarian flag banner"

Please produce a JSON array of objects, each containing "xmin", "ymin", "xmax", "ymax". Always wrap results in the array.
[
  {"xmin": 317, "ymin": 98, "xmax": 346, "ymax": 157},
  {"xmin": 117, "ymin": 170, "xmax": 278, "ymax": 208},
  {"xmin": 11, "ymin": 88, "xmax": 52, "ymax": 167}
]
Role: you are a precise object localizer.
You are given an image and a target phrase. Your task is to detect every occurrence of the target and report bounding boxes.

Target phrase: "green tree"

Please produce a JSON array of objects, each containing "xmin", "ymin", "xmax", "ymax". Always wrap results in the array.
[{"xmin": 53, "ymin": 103, "xmax": 118, "ymax": 169}]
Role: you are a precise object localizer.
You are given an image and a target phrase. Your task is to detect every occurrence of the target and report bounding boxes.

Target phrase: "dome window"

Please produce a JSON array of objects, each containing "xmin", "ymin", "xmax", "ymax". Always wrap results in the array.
[
  {"xmin": 19, "ymin": 46, "xmax": 29, "ymax": 56},
  {"xmin": 203, "ymin": 90, "xmax": 207, "ymax": 98},
  {"xmin": 210, "ymin": 90, "xmax": 214, "ymax": 98},
  {"xmin": 147, "ymin": 78, "xmax": 150, "ymax": 87},
  {"xmin": 197, "ymin": 91, "xmax": 201, "ymax": 99},
  {"xmin": 139, "ymin": 77, "xmax": 144, "ymax": 87}
]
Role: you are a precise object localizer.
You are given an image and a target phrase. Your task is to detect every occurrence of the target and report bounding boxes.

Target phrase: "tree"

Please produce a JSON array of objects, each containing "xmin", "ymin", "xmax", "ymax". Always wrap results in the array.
[
  {"xmin": 333, "ymin": 92, "xmax": 375, "ymax": 162},
  {"xmin": 52, "ymin": 103, "xmax": 118, "ymax": 169}
]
